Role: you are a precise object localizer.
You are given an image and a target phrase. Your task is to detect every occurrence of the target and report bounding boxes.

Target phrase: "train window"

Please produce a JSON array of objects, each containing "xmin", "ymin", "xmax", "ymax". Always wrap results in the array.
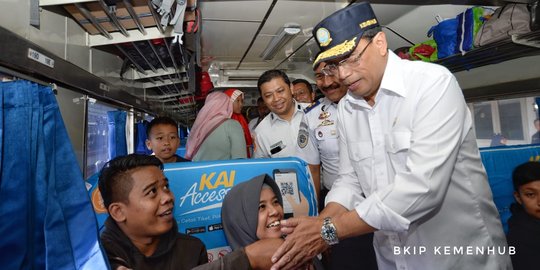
[
  {"xmin": 86, "ymin": 101, "xmax": 118, "ymax": 177},
  {"xmin": 470, "ymin": 97, "xmax": 537, "ymax": 147},
  {"xmin": 498, "ymin": 99, "xmax": 525, "ymax": 140},
  {"xmin": 473, "ymin": 102, "xmax": 494, "ymax": 141}
]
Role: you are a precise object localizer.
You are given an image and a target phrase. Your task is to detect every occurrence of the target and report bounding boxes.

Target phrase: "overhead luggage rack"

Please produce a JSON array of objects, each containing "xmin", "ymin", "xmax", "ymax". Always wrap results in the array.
[
  {"xmin": 37, "ymin": 0, "xmax": 198, "ymax": 123},
  {"xmin": 435, "ymin": 30, "xmax": 540, "ymax": 73},
  {"xmin": 61, "ymin": 0, "xmax": 161, "ymax": 37}
]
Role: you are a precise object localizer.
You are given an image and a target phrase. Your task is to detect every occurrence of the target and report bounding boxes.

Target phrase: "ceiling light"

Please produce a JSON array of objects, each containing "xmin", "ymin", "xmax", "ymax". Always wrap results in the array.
[{"xmin": 260, "ymin": 25, "xmax": 301, "ymax": 60}]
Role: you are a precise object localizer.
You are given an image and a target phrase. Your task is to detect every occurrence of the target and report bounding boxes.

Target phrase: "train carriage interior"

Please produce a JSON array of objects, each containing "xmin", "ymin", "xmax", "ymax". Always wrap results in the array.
[{"xmin": 1, "ymin": 0, "xmax": 540, "ymax": 267}]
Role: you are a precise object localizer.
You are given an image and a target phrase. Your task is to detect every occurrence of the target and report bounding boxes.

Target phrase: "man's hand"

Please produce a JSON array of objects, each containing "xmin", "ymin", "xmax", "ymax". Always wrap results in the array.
[
  {"xmin": 270, "ymin": 216, "xmax": 328, "ymax": 270},
  {"xmin": 245, "ymin": 238, "xmax": 284, "ymax": 270}
]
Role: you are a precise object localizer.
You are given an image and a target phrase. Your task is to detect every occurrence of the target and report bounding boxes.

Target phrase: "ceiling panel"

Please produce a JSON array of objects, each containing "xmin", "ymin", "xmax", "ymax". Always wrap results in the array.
[
  {"xmin": 260, "ymin": 0, "xmax": 349, "ymax": 34},
  {"xmin": 244, "ymin": 35, "xmax": 313, "ymax": 65},
  {"xmin": 200, "ymin": 0, "xmax": 274, "ymax": 68},
  {"xmin": 251, "ymin": 0, "xmax": 348, "ymax": 67},
  {"xmin": 200, "ymin": 0, "xmax": 426, "ymax": 73},
  {"xmin": 202, "ymin": 20, "xmax": 260, "ymax": 58},
  {"xmin": 201, "ymin": 0, "xmax": 272, "ymax": 21}
]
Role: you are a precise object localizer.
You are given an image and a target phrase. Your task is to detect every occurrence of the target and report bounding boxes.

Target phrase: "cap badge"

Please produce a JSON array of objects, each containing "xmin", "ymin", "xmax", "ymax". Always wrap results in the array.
[
  {"xmin": 359, "ymin": 18, "xmax": 377, "ymax": 29},
  {"xmin": 316, "ymin": 28, "xmax": 332, "ymax": 47},
  {"xmin": 313, "ymin": 37, "xmax": 357, "ymax": 67}
]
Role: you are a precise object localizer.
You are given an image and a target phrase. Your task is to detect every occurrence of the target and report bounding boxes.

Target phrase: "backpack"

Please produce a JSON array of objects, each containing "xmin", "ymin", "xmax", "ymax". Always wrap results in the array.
[{"xmin": 474, "ymin": 3, "xmax": 531, "ymax": 47}]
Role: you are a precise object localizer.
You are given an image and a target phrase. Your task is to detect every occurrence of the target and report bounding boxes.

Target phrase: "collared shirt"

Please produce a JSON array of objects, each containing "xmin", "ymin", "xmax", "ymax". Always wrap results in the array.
[
  {"xmin": 298, "ymin": 102, "xmax": 311, "ymax": 110},
  {"xmin": 327, "ymin": 51, "xmax": 511, "ymax": 270},
  {"xmin": 253, "ymin": 102, "xmax": 305, "ymax": 158},
  {"xmin": 296, "ymin": 97, "xmax": 340, "ymax": 190}
]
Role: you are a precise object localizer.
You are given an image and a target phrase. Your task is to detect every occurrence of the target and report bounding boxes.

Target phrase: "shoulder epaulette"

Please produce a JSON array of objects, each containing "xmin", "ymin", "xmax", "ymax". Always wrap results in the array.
[{"xmin": 303, "ymin": 99, "xmax": 321, "ymax": 114}]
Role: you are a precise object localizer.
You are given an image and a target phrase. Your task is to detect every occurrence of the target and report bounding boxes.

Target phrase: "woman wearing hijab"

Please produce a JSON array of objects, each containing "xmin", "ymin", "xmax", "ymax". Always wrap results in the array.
[
  {"xmin": 224, "ymin": 89, "xmax": 253, "ymax": 157},
  {"xmin": 185, "ymin": 91, "xmax": 247, "ymax": 161},
  {"xmin": 221, "ymin": 174, "xmax": 323, "ymax": 270}
]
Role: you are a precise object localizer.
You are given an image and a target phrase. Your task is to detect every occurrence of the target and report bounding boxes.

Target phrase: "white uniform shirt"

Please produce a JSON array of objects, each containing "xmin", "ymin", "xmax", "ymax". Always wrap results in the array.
[
  {"xmin": 253, "ymin": 102, "xmax": 305, "ymax": 158},
  {"xmin": 296, "ymin": 98, "xmax": 340, "ymax": 190},
  {"xmin": 328, "ymin": 51, "xmax": 511, "ymax": 270}
]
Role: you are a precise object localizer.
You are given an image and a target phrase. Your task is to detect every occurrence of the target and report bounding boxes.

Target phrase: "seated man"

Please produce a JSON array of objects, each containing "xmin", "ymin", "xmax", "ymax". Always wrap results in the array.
[
  {"xmin": 98, "ymin": 154, "xmax": 207, "ymax": 269},
  {"xmin": 98, "ymin": 154, "xmax": 282, "ymax": 270}
]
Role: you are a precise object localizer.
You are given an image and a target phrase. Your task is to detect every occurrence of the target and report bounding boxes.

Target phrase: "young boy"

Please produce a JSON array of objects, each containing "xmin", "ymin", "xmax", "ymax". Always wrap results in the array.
[
  {"xmin": 507, "ymin": 161, "xmax": 540, "ymax": 270},
  {"xmin": 146, "ymin": 116, "xmax": 189, "ymax": 163},
  {"xmin": 98, "ymin": 154, "xmax": 207, "ymax": 270}
]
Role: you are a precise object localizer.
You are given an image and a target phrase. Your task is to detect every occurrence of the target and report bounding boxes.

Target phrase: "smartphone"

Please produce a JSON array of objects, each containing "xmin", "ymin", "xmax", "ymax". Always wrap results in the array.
[{"xmin": 273, "ymin": 169, "xmax": 301, "ymax": 215}]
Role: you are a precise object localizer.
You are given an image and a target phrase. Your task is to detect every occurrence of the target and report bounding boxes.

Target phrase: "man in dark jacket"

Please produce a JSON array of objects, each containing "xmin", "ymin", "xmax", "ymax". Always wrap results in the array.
[
  {"xmin": 99, "ymin": 154, "xmax": 206, "ymax": 269},
  {"xmin": 98, "ymin": 154, "xmax": 281, "ymax": 270}
]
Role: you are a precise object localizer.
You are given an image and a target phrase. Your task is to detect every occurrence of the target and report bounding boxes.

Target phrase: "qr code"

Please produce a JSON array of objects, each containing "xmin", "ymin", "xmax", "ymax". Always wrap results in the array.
[{"xmin": 279, "ymin": 182, "xmax": 294, "ymax": 196}]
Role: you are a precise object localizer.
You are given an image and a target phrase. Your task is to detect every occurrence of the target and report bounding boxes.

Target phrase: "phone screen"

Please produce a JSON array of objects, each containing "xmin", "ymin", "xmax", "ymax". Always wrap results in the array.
[{"xmin": 273, "ymin": 169, "xmax": 301, "ymax": 215}]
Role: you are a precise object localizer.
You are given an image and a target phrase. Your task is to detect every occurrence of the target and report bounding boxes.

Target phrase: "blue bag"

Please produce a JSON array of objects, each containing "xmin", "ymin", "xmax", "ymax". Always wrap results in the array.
[{"xmin": 428, "ymin": 18, "xmax": 458, "ymax": 59}]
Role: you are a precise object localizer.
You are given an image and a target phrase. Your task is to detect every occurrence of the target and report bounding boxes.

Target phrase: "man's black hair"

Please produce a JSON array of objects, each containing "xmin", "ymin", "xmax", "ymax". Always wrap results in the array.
[
  {"xmin": 292, "ymin": 79, "xmax": 314, "ymax": 93},
  {"xmin": 146, "ymin": 116, "xmax": 179, "ymax": 138},
  {"xmin": 362, "ymin": 27, "xmax": 382, "ymax": 40},
  {"xmin": 257, "ymin": 69, "xmax": 291, "ymax": 95},
  {"xmin": 98, "ymin": 154, "xmax": 163, "ymax": 209},
  {"xmin": 512, "ymin": 161, "xmax": 540, "ymax": 191}
]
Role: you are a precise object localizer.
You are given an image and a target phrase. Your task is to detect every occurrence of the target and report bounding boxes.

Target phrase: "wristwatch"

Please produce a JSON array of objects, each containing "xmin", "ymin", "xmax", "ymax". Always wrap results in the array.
[{"xmin": 320, "ymin": 217, "xmax": 339, "ymax": 246}]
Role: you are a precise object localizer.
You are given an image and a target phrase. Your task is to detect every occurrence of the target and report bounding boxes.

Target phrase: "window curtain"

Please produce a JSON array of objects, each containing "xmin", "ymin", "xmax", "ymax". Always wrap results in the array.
[
  {"xmin": 135, "ymin": 121, "xmax": 152, "ymax": 155},
  {"xmin": 107, "ymin": 110, "xmax": 127, "ymax": 159},
  {"xmin": 0, "ymin": 80, "xmax": 108, "ymax": 269}
]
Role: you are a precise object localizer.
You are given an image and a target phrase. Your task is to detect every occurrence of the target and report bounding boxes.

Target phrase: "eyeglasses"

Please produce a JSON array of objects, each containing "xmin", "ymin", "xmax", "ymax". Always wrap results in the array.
[
  {"xmin": 314, "ymin": 72, "xmax": 332, "ymax": 81},
  {"xmin": 321, "ymin": 38, "xmax": 374, "ymax": 76}
]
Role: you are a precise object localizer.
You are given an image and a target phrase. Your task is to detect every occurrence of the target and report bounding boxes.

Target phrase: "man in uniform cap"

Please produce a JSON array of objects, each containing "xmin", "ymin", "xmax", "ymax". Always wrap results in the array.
[
  {"xmin": 296, "ymin": 56, "xmax": 378, "ymax": 270},
  {"xmin": 270, "ymin": 2, "xmax": 511, "ymax": 270}
]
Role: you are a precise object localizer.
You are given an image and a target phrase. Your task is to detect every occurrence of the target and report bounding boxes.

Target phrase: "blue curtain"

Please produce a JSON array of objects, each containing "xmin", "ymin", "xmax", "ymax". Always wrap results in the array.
[
  {"xmin": 135, "ymin": 121, "xmax": 152, "ymax": 155},
  {"xmin": 0, "ymin": 80, "xmax": 108, "ymax": 269},
  {"xmin": 107, "ymin": 110, "xmax": 127, "ymax": 159}
]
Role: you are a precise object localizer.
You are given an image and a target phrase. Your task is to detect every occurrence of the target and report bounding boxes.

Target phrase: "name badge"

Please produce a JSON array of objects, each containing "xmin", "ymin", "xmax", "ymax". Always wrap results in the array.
[{"xmin": 270, "ymin": 141, "xmax": 285, "ymax": 155}]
